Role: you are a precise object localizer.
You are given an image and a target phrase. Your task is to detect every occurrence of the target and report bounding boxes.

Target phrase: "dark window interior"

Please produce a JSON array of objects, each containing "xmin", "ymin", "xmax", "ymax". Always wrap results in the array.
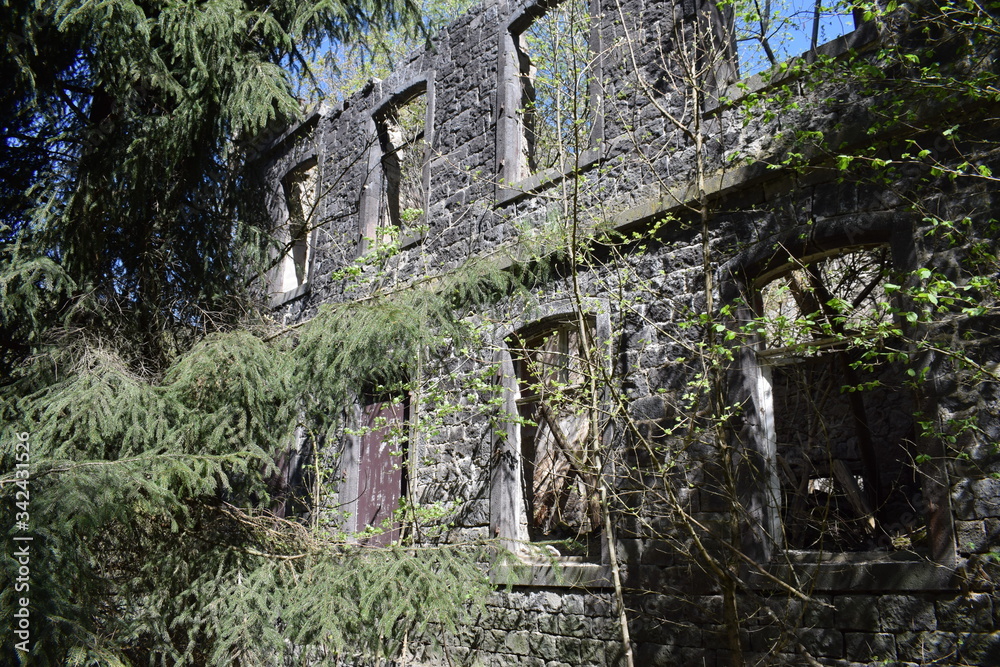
[{"xmin": 758, "ymin": 246, "xmax": 927, "ymax": 551}]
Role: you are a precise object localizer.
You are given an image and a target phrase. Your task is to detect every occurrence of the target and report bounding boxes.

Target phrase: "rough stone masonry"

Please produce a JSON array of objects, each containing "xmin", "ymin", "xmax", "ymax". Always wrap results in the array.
[{"xmin": 256, "ymin": 0, "xmax": 1000, "ymax": 664}]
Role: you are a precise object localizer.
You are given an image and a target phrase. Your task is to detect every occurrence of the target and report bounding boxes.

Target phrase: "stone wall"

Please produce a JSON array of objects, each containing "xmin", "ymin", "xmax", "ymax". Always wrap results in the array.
[{"xmin": 257, "ymin": 0, "xmax": 1000, "ymax": 664}]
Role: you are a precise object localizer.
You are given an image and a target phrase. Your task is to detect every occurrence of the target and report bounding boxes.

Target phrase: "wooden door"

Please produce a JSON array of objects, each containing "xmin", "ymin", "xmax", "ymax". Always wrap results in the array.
[{"xmin": 355, "ymin": 398, "xmax": 406, "ymax": 545}]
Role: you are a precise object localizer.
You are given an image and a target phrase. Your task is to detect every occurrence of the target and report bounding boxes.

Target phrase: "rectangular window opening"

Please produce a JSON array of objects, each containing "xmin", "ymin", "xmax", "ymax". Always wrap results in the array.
[
  {"xmin": 759, "ymin": 246, "xmax": 927, "ymax": 553},
  {"xmin": 509, "ymin": 320, "xmax": 602, "ymax": 559},
  {"xmin": 513, "ymin": 0, "xmax": 595, "ymax": 178},
  {"xmin": 375, "ymin": 91, "xmax": 428, "ymax": 241},
  {"xmin": 277, "ymin": 158, "xmax": 317, "ymax": 294}
]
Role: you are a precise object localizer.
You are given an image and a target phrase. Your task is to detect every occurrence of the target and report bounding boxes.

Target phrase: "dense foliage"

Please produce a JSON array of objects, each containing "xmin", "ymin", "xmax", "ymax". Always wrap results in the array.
[
  {"xmin": 0, "ymin": 0, "xmax": 419, "ymax": 371},
  {"xmin": 3, "ymin": 0, "xmax": 999, "ymax": 664},
  {"xmin": 0, "ymin": 0, "xmax": 513, "ymax": 663}
]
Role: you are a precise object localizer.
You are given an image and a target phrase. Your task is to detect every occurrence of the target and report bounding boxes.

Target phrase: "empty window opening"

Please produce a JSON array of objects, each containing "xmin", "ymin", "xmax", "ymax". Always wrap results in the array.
[
  {"xmin": 355, "ymin": 392, "xmax": 409, "ymax": 546},
  {"xmin": 514, "ymin": 0, "xmax": 594, "ymax": 176},
  {"xmin": 375, "ymin": 91, "xmax": 428, "ymax": 237},
  {"xmin": 509, "ymin": 320, "xmax": 601, "ymax": 557},
  {"xmin": 277, "ymin": 158, "xmax": 317, "ymax": 293},
  {"xmin": 757, "ymin": 246, "xmax": 926, "ymax": 551},
  {"xmin": 732, "ymin": 0, "xmax": 858, "ymax": 77},
  {"xmin": 269, "ymin": 427, "xmax": 314, "ymax": 520},
  {"xmin": 757, "ymin": 244, "xmax": 893, "ymax": 352}
]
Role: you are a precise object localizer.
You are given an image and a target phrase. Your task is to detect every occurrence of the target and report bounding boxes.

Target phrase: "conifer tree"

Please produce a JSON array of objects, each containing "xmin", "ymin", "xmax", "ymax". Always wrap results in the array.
[
  {"xmin": 0, "ymin": 0, "xmax": 416, "ymax": 371},
  {"xmin": 0, "ymin": 0, "xmax": 505, "ymax": 664}
]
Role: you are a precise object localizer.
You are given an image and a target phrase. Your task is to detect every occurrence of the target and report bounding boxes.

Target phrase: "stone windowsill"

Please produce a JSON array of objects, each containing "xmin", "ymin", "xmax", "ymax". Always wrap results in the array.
[
  {"xmin": 356, "ymin": 226, "xmax": 426, "ymax": 259},
  {"xmin": 496, "ymin": 148, "xmax": 602, "ymax": 207},
  {"xmin": 269, "ymin": 281, "xmax": 310, "ymax": 308},
  {"xmin": 399, "ymin": 226, "xmax": 427, "ymax": 249},
  {"xmin": 491, "ymin": 557, "xmax": 613, "ymax": 589}
]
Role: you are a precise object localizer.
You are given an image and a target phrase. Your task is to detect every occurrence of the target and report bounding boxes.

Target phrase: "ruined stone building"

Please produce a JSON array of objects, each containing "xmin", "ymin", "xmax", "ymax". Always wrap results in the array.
[{"xmin": 254, "ymin": 0, "xmax": 1000, "ymax": 664}]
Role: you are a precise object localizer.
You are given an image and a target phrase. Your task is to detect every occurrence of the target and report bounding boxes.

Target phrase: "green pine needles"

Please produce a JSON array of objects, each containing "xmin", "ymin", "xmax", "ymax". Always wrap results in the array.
[
  {"xmin": 0, "ymin": 0, "xmax": 509, "ymax": 662},
  {"xmin": 1, "ymin": 265, "xmax": 515, "ymax": 663},
  {"xmin": 1, "ymin": 0, "xmax": 418, "ymax": 373}
]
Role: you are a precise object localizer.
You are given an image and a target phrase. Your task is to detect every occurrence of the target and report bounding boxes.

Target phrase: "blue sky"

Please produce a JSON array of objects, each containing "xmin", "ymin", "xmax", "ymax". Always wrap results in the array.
[{"xmin": 734, "ymin": 0, "xmax": 856, "ymax": 76}]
